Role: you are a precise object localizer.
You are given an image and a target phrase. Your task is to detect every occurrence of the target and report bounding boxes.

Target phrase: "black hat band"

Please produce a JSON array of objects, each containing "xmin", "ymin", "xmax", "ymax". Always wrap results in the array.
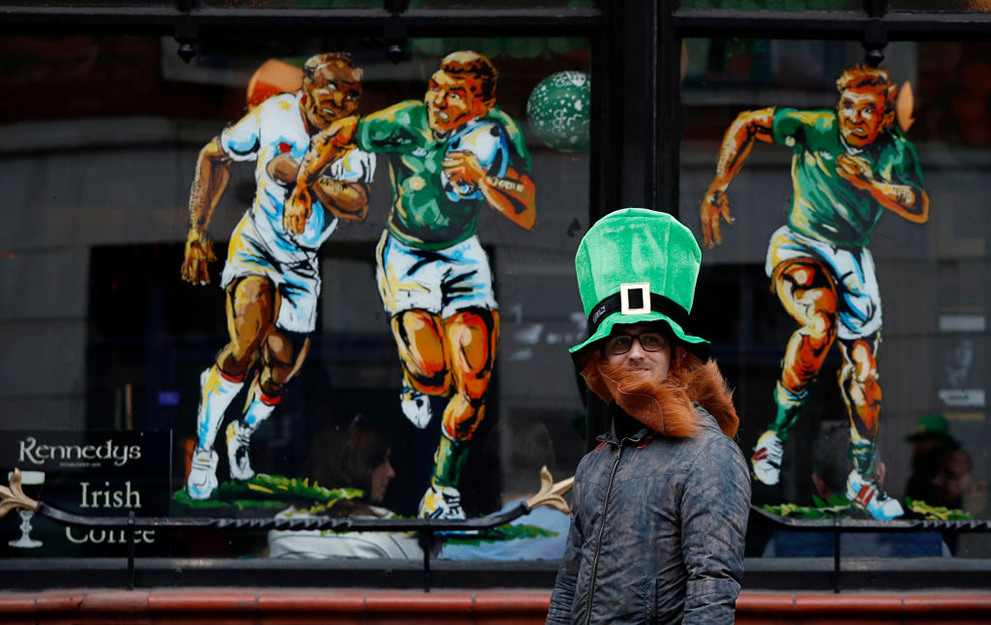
[{"xmin": 588, "ymin": 288, "xmax": 689, "ymax": 334}]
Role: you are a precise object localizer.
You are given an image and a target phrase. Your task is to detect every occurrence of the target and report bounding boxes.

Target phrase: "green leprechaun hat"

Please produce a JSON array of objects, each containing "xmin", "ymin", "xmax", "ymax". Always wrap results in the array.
[{"xmin": 570, "ymin": 208, "xmax": 708, "ymax": 360}]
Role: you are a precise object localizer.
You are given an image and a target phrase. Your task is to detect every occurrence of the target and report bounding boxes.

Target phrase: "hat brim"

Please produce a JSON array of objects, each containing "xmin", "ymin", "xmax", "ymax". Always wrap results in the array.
[
  {"xmin": 569, "ymin": 311, "xmax": 709, "ymax": 363},
  {"xmin": 905, "ymin": 431, "xmax": 961, "ymax": 449}
]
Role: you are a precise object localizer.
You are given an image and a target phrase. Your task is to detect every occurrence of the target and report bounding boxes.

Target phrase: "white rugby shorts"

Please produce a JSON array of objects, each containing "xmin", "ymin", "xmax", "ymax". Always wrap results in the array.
[
  {"xmin": 375, "ymin": 231, "xmax": 497, "ymax": 318},
  {"xmin": 765, "ymin": 225, "xmax": 882, "ymax": 341}
]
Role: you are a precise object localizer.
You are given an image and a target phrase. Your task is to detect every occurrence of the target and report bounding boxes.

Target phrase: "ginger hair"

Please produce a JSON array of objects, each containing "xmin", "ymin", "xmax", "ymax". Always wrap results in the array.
[
  {"xmin": 580, "ymin": 348, "xmax": 739, "ymax": 439},
  {"xmin": 439, "ymin": 50, "xmax": 498, "ymax": 104},
  {"xmin": 836, "ymin": 63, "xmax": 897, "ymax": 121}
]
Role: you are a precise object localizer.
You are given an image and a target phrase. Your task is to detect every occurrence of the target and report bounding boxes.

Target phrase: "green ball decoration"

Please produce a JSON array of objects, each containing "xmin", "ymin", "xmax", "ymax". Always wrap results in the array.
[{"xmin": 527, "ymin": 71, "xmax": 591, "ymax": 152}]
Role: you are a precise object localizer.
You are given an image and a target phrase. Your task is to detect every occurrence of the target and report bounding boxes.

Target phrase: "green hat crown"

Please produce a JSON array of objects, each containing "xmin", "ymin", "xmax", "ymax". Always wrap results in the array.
[
  {"xmin": 906, "ymin": 413, "xmax": 960, "ymax": 448},
  {"xmin": 570, "ymin": 208, "xmax": 708, "ymax": 356}
]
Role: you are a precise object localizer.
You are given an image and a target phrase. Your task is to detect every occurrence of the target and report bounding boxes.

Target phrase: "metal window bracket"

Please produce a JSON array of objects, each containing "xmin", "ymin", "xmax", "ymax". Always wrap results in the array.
[{"xmin": 175, "ymin": 20, "xmax": 198, "ymax": 64}]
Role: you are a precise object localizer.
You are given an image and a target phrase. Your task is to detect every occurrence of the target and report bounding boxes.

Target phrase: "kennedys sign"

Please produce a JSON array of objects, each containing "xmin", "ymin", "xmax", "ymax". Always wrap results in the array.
[{"xmin": 0, "ymin": 430, "xmax": 171, "ymax": 557}]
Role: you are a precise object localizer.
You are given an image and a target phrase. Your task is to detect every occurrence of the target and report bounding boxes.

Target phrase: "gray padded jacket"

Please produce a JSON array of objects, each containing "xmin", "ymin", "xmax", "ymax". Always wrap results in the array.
[{"xmin": 546, "ymin": 403, "xmax": 750, "ymax": 625}]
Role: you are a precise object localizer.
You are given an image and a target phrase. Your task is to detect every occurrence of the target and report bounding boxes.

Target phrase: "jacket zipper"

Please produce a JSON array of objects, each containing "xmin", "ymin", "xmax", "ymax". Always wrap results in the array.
[{"xmin": 583, "ymin": 441, "xmax": 624, "ymax": 625}]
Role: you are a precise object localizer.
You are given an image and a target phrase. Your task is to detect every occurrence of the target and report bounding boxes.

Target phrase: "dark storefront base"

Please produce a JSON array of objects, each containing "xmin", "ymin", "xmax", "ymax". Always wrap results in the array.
[
  {"xmin": 1, "ymin": 558, "xmax": 991, "ymax": 623},
  {"xmin": 1, "ymin": 588, "xmax": 990, "ymax": 624},
  {"xmin": 2, "ymin": 556, "xmax": 991, "ymax": 592}
]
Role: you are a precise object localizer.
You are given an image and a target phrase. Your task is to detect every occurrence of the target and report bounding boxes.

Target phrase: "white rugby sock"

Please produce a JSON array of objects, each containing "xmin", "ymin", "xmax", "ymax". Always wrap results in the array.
[{"xmin": 195, "ymin": 366, "xmax": 243, "ymax": 450}]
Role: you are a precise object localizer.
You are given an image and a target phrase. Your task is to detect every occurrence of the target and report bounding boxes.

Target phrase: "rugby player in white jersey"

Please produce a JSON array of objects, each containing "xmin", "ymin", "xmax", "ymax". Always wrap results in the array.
[{"xmin": 181, "ymin": 53, "xmax": 375, "ymax": 500}]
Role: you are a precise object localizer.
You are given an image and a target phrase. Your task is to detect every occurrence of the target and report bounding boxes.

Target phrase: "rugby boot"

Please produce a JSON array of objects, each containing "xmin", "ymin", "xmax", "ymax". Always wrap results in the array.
[
  {"xmin": 400, "ymin": 386, "xmax": 432, "ymax": 429},
  {"xmin": 187, "ymin": 447, "xmax": 219, "ymax": 500},
  {"xmin": 846, "ymin": 469, "xmax": 904, "ymax": 520},
  {"xmin": 751, "ymin": 429, "xmax": 784, "ymax": 485},
  {"xmin": 418, "ymin": 483, "xmax": 466, "ymax": 520}
]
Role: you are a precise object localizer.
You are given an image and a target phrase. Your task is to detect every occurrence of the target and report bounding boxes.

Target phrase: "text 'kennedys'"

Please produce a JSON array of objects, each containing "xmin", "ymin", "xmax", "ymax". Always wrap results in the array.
[{"xmin": 17, "ymin": 437, "xmax": 142, "ymax": 467}]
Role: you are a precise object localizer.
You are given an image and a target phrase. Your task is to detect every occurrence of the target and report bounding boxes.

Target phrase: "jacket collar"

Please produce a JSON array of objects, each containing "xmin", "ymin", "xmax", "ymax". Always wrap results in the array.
[{"xmin": 598, "ymin": 403, "xmax": 652, "ymax": 444}]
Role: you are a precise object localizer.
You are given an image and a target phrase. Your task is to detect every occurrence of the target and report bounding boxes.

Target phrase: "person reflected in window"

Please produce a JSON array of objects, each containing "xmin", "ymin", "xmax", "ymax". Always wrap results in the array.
[
  {"xmin": 763, "ymin": 421, "xmax": 948, "ymax": 558},
  {"xmin": 933, "ymin": 448, "xmax": 988, "ymax": 518},
  {"xmin": 933, "ymin": 446, "xmax": 990, "ymax": 556},
  {"xmin": 267, "ymin": 414, "xmax": 422, "ymax": 559},
  {"xmin": 700, "ymin": 64, "xmax": 929, "ymax": 520},
  {"xmin": 180, "ymin": 53, "xmax": 374, "ymax": 500},
  {"xmin": 904, "ymin": 414, "xmax": 962, "ymax": 508}
]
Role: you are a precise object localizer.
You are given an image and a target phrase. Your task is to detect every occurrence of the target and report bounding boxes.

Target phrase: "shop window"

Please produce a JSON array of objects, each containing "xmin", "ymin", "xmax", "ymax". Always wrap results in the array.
[
  {"xmin": 681, "ymin": 37, "xmax": 990, "ymax": 558},
  {"xmin": 0, "ymin": 33, "xmax": 591, "ymax": 562}
]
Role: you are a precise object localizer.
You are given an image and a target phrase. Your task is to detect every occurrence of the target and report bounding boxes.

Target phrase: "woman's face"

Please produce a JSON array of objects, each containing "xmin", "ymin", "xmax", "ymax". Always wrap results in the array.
[{"xmin": 369, "ymin": 451, "xmax": 395, "ymax": 504}]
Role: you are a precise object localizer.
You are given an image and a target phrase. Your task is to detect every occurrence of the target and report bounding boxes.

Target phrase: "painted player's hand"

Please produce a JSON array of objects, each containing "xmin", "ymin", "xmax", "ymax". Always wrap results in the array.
[
  {"xmin": 443, "ymin": 151, "xmax": 486, "ymax": 189},
  {"xmin": 284, "ymin": 184, "xmax": 313, "ymax": 235},
  {"xmin": 836, "ymin": 153, "xmax": 875, "ymax": 190},
  {"xmin": 700, "ymin": 185, "xmax": 734, "ymax": 248},
  {"xmin": 312, "ymin": 115, "xmax": 359, "ymax": 151},
  {"xmin": 181, "ymin": 229, "xmax": 216, "ymax": 285}
]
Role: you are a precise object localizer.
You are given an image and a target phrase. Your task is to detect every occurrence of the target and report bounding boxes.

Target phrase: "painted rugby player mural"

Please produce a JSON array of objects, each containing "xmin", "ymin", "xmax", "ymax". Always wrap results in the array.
[
  {"xmin": 289, "ymin": 51, "xmax": 536, "ymax": 519},
  {"xmin": 700, "ymin": 64, "xmax": 929, "ymax": 520},
  {"xmin": 180, "ymin": 53, "xmax": 375, "ymax": 501}
]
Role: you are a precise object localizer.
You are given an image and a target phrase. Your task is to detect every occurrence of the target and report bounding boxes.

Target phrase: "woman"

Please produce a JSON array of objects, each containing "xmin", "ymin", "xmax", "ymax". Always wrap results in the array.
[{"xmin": 267, "ymin": 414, "xmax": 423, "ymax": 559}]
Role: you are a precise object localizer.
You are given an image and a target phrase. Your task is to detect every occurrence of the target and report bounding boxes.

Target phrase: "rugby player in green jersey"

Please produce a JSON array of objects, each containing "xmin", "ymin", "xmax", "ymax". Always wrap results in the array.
[
  {"xmin": 287, "ymin": 51, "xmax": 536, "ymax": 519},
  {"xmin": 700, "ymin": 64, "xmax": 929, "ymax": 519}
]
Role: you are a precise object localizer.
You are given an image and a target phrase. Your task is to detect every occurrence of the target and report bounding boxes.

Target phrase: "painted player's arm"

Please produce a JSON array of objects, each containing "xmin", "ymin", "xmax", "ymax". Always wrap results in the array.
[
  {"xmin": 268, "ymin": 152, "xmax": 370, "ymax": 223},
  {"xmin": 266, "ymin": 152, "xmax": 299, "ymax": 184},
  {"xmin": 181, "ymin": 136, "xmax": 231, "ymax": 285},
  {"xmin": 835, "ymin": 153, "xmax": 929, "ymax": 224},
  {"xmin": 443, "ymin": 151, "xmax": 536, "ymax": 230},
  {"xmin": 285, "ymin": 116, "xmax": 360, "ymax": 235},
  {"xmin": 700, "ymin": 107, "xmax": 776, "ymax": 248}
]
